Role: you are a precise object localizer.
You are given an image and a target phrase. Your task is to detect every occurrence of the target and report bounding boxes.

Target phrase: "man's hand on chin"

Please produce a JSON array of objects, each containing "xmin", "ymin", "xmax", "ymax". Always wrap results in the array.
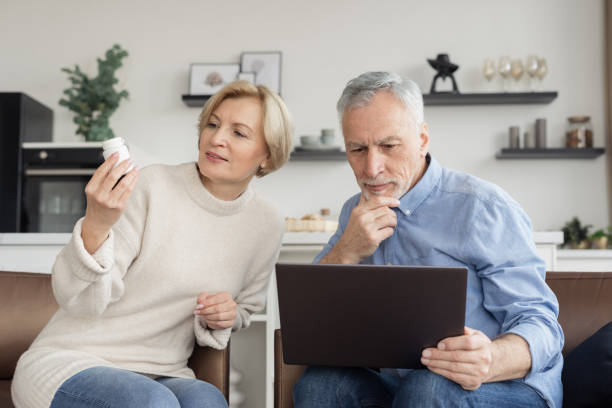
[{"xmin": 320, "ymin": 194, "xmax": 400, "ymax": 264}]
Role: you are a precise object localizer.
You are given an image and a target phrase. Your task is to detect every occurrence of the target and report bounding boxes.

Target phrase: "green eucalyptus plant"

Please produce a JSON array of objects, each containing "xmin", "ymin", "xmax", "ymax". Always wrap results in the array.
[{"xmin": 59, "ymin": 44, "xmax": 129, "ymax": 141}]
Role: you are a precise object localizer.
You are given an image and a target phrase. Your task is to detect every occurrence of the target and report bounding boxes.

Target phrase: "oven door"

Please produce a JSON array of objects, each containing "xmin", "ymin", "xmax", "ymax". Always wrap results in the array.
[{"xmin": 21, "ymin": 168, "xmax": 94, "ymax": 233}]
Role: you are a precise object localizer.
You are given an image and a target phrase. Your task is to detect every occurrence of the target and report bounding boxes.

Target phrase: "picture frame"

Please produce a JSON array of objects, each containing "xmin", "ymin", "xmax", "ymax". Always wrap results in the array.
[
  {"xmin": 238, "ymin": 71, "xmax": 256, "ymax": 84},
  {"xmin": 240, "ymin": 51, "xmax": 282, "ymax": 94},
  {"xmin": 189, "ymin": 63, "xmax": 240, "ymax": 95}
]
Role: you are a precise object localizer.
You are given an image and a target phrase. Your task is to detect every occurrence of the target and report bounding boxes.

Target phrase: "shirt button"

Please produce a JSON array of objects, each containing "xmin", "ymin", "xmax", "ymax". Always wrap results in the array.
[{"xmin": 405, "ymin": 209, "xmax": 411, "ymax": 215}]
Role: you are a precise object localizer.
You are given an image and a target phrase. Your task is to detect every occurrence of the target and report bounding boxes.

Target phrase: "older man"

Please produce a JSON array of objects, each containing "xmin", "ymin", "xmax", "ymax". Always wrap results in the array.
[{"xmin": 293, "ymin": 72, "xmax": 563, "ymax": 408}]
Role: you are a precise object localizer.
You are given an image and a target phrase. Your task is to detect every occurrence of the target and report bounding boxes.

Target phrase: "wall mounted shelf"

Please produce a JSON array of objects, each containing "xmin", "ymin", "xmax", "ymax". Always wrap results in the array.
[
  {"xmin": 184, "ymin": 92, "xmax": 558, "ymax": 108},
  {"xmin": 182, "ymin": 94, "xmax": 211, "ymax": 107},
  {"xmin": 496, "ymin": 147, "xmax": 605, "ymax": 159},
  {"xmin": 423, "ymin": 92, "xmax": 558, "ymax": 106}
]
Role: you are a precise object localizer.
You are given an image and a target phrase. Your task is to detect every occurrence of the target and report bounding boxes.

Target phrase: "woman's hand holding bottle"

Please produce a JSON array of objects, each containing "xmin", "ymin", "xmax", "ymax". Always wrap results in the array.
[{"xmin": 81, "ymin": 153, "xmax": 139, "ymax": 254}]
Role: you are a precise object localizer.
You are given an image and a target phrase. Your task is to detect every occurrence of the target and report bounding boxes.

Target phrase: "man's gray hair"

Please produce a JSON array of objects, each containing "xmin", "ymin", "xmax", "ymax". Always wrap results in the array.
[{"xmin": 336, "ymin": 72, "xmax": 424, "ymax": 126}]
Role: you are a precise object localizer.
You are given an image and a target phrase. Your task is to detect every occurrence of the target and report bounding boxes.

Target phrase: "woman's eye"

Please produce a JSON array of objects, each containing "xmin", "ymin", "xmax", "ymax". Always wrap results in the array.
[
  {"xmin": 207, "ymin": 122, "xmax": 218, "ymax": 128},
  {"xmin": 234, "ymin": 130, "xmax": 246, "ymax": 138}
]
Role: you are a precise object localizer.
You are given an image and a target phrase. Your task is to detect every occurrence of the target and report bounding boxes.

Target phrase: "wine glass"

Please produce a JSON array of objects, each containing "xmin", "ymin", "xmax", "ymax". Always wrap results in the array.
[
  {"xmin": 483, "ymin": 58, "xmax": 495, "ymax": 81},
  {"xmin": 511, "ymin": 59, "xmax": 524, "ymax": 91},
  {"xmin": 498, "ymin": 56, "xmax": 511, "ymax": 92},
  {"xmin": 536, "ymin": 58, "xmax": 548, "ymax": 90},
  {"xmin": 525, "ymin": 55, "xmax": 539, "ymax": 91},
  {"xmin": 483, "ymin": 58, "xmax": 495, "ymax": 91}
]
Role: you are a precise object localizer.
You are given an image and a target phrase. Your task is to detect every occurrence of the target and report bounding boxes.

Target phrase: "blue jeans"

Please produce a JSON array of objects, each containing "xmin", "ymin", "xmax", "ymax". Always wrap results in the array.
[
  {"xmin": 50, "ymin": 366, "xmax": 228, "ymax": 408},
  {"xmin": 293, "ymin": 366, "xmax": 548, "ymax": 408}
]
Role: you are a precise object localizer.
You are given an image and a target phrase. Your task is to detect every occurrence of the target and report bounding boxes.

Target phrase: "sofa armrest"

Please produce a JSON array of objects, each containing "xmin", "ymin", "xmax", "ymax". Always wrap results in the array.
[
  {"xmin": 274, "ymin": 329, "xmax": 306, "ymax": 408},
  {"xmin": 188, "ymin": 342, "xmax": 230, "ymax": 402}
]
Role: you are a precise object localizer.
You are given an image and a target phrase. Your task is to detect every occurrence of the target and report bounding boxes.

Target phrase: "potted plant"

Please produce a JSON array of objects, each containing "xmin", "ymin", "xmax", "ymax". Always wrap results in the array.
[
  {"xmin": 561, "ymin": 217, "xmax": 592, "ymax": 249},
  {"xmin": 589, "ymin": 227, "xmax": 611, "ymax": 249},
  {"xmin": 59, "ymin": 44, "xmax": 129, "ymax": 141}
]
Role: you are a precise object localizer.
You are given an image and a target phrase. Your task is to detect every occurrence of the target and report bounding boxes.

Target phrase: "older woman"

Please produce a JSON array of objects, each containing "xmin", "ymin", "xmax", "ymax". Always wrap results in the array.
[{"xmin": 12, "ymin": 80, "xmax": 293, "ymax": 408}]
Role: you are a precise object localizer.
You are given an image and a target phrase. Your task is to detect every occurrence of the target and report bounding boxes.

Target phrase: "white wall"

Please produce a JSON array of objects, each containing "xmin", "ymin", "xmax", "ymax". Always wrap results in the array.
[{"xmin": 1, "ymin": 0, "xmax": 609, "ymax": 231}]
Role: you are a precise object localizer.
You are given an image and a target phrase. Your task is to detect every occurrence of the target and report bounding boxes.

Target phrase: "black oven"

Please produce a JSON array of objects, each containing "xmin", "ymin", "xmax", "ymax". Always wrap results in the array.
[{"xmin": 20, "ymin": 143, "xmax": 103, "ymax": 232}]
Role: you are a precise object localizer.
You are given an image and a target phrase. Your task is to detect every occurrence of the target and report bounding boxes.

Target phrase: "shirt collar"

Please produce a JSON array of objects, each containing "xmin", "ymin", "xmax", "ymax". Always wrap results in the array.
[{"xmin": 397, "ymin": 154, "xmax": 442, "ymax": 216}]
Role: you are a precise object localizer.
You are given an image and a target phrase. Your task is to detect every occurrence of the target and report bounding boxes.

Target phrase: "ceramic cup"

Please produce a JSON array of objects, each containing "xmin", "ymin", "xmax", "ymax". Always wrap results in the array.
[
  {"xmin": 300, "ymin": 135, "xmax": 319, "ymax": 146},
  {"xmin": 320, "ymin": 129, "xmax": 335, "ymax": 145}
]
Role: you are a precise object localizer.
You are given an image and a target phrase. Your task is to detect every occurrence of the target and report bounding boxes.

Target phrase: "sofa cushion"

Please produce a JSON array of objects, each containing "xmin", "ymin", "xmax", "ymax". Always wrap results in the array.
[
  {"xmin": 0, "ymin": 272, "xmax": 58, "ymax": 380},
  {"xmin": 0, "ymin": 380, "xmax": 13, "ymax": 408},
  {"xmin": 562, "ymin": 321, "xmax": 612, "ymax": 408}
]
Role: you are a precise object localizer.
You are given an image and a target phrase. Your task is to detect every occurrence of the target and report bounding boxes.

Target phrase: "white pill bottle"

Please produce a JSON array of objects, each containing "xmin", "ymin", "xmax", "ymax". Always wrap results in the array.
[{"xmin": 102, "ymin": 137, "xmax": 134, "ymax": 173}]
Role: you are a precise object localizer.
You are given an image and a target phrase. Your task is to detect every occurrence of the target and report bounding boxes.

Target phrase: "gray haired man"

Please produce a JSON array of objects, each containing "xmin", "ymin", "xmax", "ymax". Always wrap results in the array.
[{"xmin": 293, "ymin": 72, "xmax": 563, "ymax": 408}]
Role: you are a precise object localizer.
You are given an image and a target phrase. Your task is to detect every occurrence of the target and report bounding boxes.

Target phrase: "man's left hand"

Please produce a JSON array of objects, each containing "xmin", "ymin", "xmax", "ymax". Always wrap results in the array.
[{"xmin": 421, "ymin": 326, "xmax": 494, "ymax": 390}]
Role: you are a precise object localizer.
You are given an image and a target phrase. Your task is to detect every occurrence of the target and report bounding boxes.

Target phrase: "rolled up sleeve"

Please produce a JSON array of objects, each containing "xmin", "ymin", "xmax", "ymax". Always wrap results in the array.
[{"xmin": 464, "ymin": 195, "xmax": 564, "ymax": 375}]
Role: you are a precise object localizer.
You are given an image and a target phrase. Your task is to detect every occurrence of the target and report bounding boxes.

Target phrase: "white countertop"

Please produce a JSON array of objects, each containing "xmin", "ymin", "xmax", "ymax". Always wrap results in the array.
[{"xmin": 0, "ymin": 231, "xmax": 564, "ymax": 246}]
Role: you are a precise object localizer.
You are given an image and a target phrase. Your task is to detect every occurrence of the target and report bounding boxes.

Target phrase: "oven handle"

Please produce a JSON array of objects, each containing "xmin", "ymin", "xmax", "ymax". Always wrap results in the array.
[{"xmin": 25, "ymin": 169, "xmax": 96, "ymax": 176}]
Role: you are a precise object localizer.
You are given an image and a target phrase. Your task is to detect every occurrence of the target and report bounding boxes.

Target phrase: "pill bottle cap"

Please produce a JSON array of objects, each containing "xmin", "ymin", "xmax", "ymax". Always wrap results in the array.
[{"xmin": 102, "ymin": 137, "xmax": 125, "ymax": 151}]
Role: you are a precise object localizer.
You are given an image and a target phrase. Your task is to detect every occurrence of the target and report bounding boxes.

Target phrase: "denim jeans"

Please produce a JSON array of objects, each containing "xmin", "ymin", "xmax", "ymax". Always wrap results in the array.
[
  {"xmin": 293, "ymin": 366, "xmax": 548, "ymax": 408},
  {"xmin": 50, "ymin": 366, "xmax": 228, "ymax": 408}
]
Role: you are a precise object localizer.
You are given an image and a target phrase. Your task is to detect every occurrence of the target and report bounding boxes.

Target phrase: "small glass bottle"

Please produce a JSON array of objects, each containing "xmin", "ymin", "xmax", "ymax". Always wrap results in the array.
[
  {"xmin": 566, "ymin": 116, "xmax": 593, "ymax": 148},
  {"xmin": 102, "ymin": 137, "xmax": 133, "ymax": 172}
]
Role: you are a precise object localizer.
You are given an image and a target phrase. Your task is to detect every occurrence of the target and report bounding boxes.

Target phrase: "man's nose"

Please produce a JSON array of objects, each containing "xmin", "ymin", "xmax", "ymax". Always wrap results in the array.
[{"xmin": 365, "ymin": 150, "xmax": 384, "ymax": 178}]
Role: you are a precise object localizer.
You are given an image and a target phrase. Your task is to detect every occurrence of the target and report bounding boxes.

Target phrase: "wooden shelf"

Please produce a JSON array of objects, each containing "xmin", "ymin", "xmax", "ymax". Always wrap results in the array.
[
  {"xmin": 423, "ymin": 92, "xmax": 558, "ymax": 106},
  {"xmin": 182, "ymin": 94, "xmax": 211, "ymax": 107},
  {"xmin": 184, "ymin": 92, "xmax": 558, "ymax": 108},
  {"xmin": 496, "ymin": 148, "xmax": 605, "ymax": 159},
  {"xmin": 290, "ymin": 150, "xmax": 346, "ymax": 161}
]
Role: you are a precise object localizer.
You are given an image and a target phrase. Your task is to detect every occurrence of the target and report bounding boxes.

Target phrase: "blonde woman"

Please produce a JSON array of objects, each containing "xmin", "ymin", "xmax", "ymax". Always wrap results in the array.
[{"xmin": 12, "ymin": 81, "xmax": 293, "ymax": 408}]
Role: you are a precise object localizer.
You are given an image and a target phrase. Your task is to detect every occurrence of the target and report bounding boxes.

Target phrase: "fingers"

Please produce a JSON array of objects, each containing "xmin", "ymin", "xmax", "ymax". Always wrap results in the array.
[
  {"xmin": 426, "ymin": 366, "xmax": 483, "ymax": 391},
  {"xmin": 88, "ymin": 153, "xmax": 120, "ymax": 191},
  {"xmin": 421, "ymin": 356, "xmax": 480, "ymax": 376},
  {"xmin": 201, "ymin": 291, "xmax": 233, "ymax": 307},
  {"xmin": 422, "ymin": 347, "xmax": 485, "ymax": 366},
  {"xmin": 372, "ymin": 207, "xmax": 397, "ymax": 229},
  {"xmin": 360, "ymin": 195, "xmax": 400, "ymax": 211},
  {"xmin": 439, "ymin": 330, "xmax": 489, "ymax": 352},
  {"xmin": 116, "ymin": 167, "xmax": 139, "ymax": 203},
  {"xmin": 100, "ymin": 159, "xmax": 133, "ymax": 193}
]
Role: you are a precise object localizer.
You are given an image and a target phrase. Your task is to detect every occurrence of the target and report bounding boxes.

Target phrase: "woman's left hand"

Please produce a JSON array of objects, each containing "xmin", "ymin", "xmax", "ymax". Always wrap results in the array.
[{"xmin": 194, "ymin": 292, "xmax": 237, "ymax": 330}]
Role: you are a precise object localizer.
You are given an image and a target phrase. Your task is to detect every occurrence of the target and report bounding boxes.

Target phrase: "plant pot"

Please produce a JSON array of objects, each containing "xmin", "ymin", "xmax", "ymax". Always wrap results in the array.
[
  {"xmin": 569, "ymin": 240, "xmax": 591, "ymax": 249},
  {"xmin": 591, "ymin": 236, "xmax": 609, "ymax": 249}
]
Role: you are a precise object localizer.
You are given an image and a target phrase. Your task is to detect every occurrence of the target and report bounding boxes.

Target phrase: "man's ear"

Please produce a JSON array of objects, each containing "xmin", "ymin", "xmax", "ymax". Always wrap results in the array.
[{"xmin": 419, "ymin": 123, "xmax": 430, "ymax": 158}]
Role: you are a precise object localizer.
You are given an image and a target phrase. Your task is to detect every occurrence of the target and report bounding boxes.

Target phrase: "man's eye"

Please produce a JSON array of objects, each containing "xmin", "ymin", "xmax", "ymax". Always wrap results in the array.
[
  {"xmin": 382, "ymin": 144, "xmax": 396, "ymax": 149},
  {"xmin": 351, "ymin": 147, "xmax": 365, "ymax": 153}
]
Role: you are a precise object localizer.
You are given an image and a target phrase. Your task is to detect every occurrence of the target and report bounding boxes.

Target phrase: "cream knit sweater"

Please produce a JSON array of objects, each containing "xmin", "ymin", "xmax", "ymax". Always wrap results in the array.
[{"xmin": 11, "ymin": 162, "xmax": 284, "ymax": 408}]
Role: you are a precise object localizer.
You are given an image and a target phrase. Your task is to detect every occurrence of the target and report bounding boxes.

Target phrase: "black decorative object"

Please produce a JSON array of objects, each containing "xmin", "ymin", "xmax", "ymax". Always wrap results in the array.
[{"xmin": 427, "ymin": 53, "xmax": 459, "ymax": 94}]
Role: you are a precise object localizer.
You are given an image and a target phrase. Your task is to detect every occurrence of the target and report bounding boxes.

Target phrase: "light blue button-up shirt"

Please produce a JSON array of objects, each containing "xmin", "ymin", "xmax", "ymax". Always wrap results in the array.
[{"xmin": 314, "ymin": 155, "xmax": 564, "ymax": 408}]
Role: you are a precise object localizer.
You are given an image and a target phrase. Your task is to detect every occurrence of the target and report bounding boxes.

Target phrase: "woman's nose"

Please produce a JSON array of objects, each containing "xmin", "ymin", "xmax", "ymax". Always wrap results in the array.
[{"xmin": 209, "ymin": 127, "xmax": 228, "ymax": 147}]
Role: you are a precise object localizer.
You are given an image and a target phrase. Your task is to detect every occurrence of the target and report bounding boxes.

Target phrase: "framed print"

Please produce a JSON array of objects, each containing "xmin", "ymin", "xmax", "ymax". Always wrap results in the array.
[
  {"xmin": 189, "ymin": 63, "xmax": 240, "ymax": 95},
  {"xmin": 238, "ymin": 71, "xmax": 256, "ymax": 84},
  {"xmin": 240, "ymin": 51, "xmax": 282, "ymax": 94}
]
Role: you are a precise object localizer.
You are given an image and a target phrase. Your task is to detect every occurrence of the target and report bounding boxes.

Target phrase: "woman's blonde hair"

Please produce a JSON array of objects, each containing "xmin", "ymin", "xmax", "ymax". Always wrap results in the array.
[{"xmin": 197, "ymin": 80, "xmax": 293, "ymax": 177}]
